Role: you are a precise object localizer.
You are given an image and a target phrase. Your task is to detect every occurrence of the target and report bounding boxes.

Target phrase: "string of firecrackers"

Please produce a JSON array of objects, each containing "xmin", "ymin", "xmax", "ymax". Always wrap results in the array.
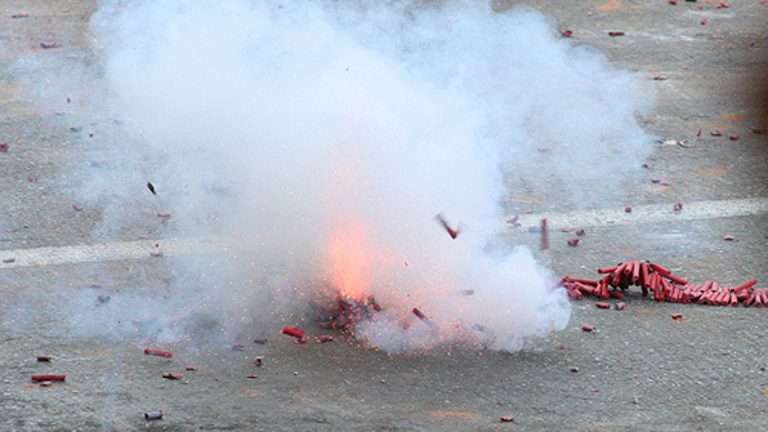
[{"xmin": 559, "ymin": 261, "xmax": 767, "ymax": 308}]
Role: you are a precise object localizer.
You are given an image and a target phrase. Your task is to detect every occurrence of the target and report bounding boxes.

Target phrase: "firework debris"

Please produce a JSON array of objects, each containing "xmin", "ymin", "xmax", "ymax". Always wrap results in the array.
[
  {"xmin": 39, "ymin": 41, "xmax": 62, "ymax": 49},
  {"xmin": 500, "ymin": 416, "xmax": 515, "ymax": 423},
  {"xmin": 185, "ymin": 366, "xmax": 198, "ymax": 371},
  {"xmin": 729, "ymin": 135, "xmax": 739, "ymax": 141},
  {"xmin": 231, "ymin": 344, "xmax": 245, "ymax": 351},
  {"xmin": 673, "ymin": 202, "xmax": 683, "ymax": 212},
  {"xmin": 567, "ymin": 238, "xmax": 580, "ymax": 247},
  {"xmin": 282, "ymin": 326, "xmax": 305, "ymax": 339},
  {"xmin": 253, "ymin": 337, "xmax": 268, "ymax": 344},
  {"xmin": 36, "ymin": 355, "xmax": 52, "ymax": 362},
  {"xmin": 560, "ymin": 29, "xmax": 573, "ymax": 38},
  {"xmin": 11, "ymin": 12, "xmax": 29, "ymax": 18},
  {"xmin": 31, "ymin": 374, "xmax": 66, "ymax": 382},
  {"xmin": 162, "ymin": 373, "xmax": 183, "ymax": 380},
  {"xmin": 253, "ymin": 357, "xmax": 263, "ymax": 367},
  {"xmin": 0, "ymin": 143, "xmax": 10, "ymax": 152},
  {"xmin": 560, "ymin": 261, "xmax": 766, "ymax": 307},
  {"xmin": 608, "ymin": 31, "xmax": 625, "ymax": 37},
  {"xmin": 144, "ymin": 348, "xmax": 173, "ymax": 358},
  {"xmin": 672, "ymin": 313, "xmax": 683, "ymax": 321},
  {"xmin": 540, "ymin": 218, "xmax": 549, "ymax": 250},
  {"xmin": 144, "ymin": 411, "xmax": 163, "ymax": 421},
  {"xmin": 316, "ymin": 335, "xmax": 334, "ymax": 344},
  {"xmin": 575, "ymin": 229, "xmax": 586, "ymax": 236},
  {"xmin": 625, "ymin": 205, "xmax": 633, "ymax": 213},
  {"xmin": 147, "ymin": 181, "xmax": 157, "ymax": 195},
  {"xmin": 434, "ymin": 213, "xmax": 460, "ymax": 239},
  {"xmin": 581, "ymin": 325, "xmax": 594, "ymax": 333}
]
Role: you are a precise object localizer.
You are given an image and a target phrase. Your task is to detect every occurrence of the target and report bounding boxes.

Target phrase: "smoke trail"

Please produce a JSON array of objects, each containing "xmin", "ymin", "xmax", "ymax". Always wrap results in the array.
[{"xmin": 16, "ymin": 1, "xmax": 654, "ymax": 351}]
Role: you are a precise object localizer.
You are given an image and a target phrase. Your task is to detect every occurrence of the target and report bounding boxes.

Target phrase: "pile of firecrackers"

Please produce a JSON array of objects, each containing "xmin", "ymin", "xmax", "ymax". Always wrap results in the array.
[{"xmin": 560, "ymin": 260, "xmax": 767, "ymax": 307}]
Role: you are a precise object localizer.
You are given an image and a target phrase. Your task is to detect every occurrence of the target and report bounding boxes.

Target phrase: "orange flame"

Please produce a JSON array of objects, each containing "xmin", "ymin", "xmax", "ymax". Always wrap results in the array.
[{"xmin": 325, "ymin": 218, "xmax": 373, "ymax": 301}]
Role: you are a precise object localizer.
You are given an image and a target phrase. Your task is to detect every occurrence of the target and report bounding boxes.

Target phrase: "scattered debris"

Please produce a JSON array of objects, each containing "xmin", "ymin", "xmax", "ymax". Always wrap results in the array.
[
  {"xmin": 696, "ymin": 129, "xmax": 702, "ymax": 138},
  {"xmin": 560, "ymin": 29, "xmax": 573, "ymax": 38},
  {"xmin": 595, "ymin": 302, "xmax": 610, "ymax": 309},
  {"xmin": 39, "ymin": 41, "xmax": 61, "ymax": 49},
  {"xmin": 147, "ymin": 181, "xmax": 157, "ymax": 195},
  {"xmin": 246, "ymin": 375, "xmax": 258, "ymax": 379},
  {"xmin": 231, "ymin": 344, "xmax": 245, "ymax": 352},
  {"xmin": 0, "ymin": 143, "xmax": 10, "ymax": 153},
  {"xmin": 668, "ymin": 0, "xmax": 677, "ymax": 4},
  {"xmin": 282, "ymin": 326, "xmax": 305, "ymax": 339},
  {"xmin": 72, "ymin": 203, "xmax": 84, "ymax": 212},
  {"xmin": 723, "ymin": 235, "xmax": 734, "ymax": 241},
  {"xmin": 31, "ymin": 375, "xmax": 66, "ymax": 382},
  {"xmin": 567, "ymin": 238, "xmax": 580, "ymax": 247},
  {"xmin": 752, "ymin": 127, "xmax": 767, "ymax": 135},
  {"xmin": 295, "ymin": 337, "xmax": 309, "ymax": 344},
  {"xmin": 97, "ymin": 295, "xmax": 111, "ymax": 304},
  {"xmin": 36, "ymin": 356, "xmax": 52, "ymax": 362},
  {"xmin": 653, "ymin": 75, "xmax": 669, "ymax": 81},
  {"xmin": 540, "ymin": 218, "xmax": 549, "ymax": 250},
  {"xmin": 671, "ymin": 313, "xmax": 683, "ymax": 321},
  {"xmin": 150, "ymin": 251, "xmax": 163, "ymax": 258},
  {"xmin": 569, "ymin": 366, "xmax": 579, "ymax": 373},
  {"xmin": 711, "ymin": 130, "xmax": 722, "ymax": 137},
  {"xmin": 456, "ymin": 289, "xmax": 475, "ymax": 296},
  {"xmin": 253, "ymin": 337, "xmax": 268, "ymax": 345},
  {"xmin": 506, "ymin": 215, "xmax": 521, "ymax": 227},
  {"xmin": 581, "ymin": 325, "xmax": 594, "ymax": 332},
  {"xmin": 144, "ymin": 411, "xmax": 163, "ymax": 421},
  {"xmin": 162, "ymin": 373, "xmax": 182, "ymax": 380},
  {"xmin": 412, "ymin": 307, "xmax": 437, "ymax": 330},
  {"xmin": 608, "ymin": 31, "xmax": 625, "ymax": 37},
  {"xmin": 625, "ymin": 205, "xmax": 633, "ymax": 213},
  {"xmin": 673, "ymin": 202, "xmax": 683, "ymax": 212},
  {"xmin": 575, "ymin": 229, "xmax": 586, "ymax": 236},
  {"xmin": 615, "ymin": 302, "xmax": 626, "ymax": 310},
  {"xmin": 316, "ymin": 335, "xmax": 334, "ymax": 343},
  {"xmin": 500, "ymin": 416, "xmax": 515, "ymax": 423},
  {"xmin": 729, "ymin": 135, "xmax": 739, "ymax": 141},
  {"xmin": 642, "ymin": 163, "xmax": 654, "ymax": 169},
  {"xmin": 253, "ymin": 357, "xmax": 263, "ymax": 367},
  {"xmin": 700, "ymin": 19, "xmax": 708, "ymax": 25},
  {"xmin": 651, "ymin": 178, "xmax": 672, "ymax": 186},
  {"xmin": 185, "ymin": 366, "xmax": 198, "ymax": 371},
  {"xmin": 144, "ymin": 348, "xmax": 173, "ymax": 358},
  {"xmin": 11, "ymin": 12, "xmax": 29, "ymax": 18},
  {"xmin": 2, "ymin": 258, "xmax": 15, "ymax": 264},
  {"xmin": 27, "ymin": 175, "xmax": 39, "ymax": 182},
  {"xmin": 716, "ymin": 2, "xmax": 729, "ymax": 9},
  {"xmin": 434, "ymin": 213, "xmax": 460, "ymax": 239},
  {"xmin": 39, "ymin": 381, "xmax": 53, "ymax": 387}
]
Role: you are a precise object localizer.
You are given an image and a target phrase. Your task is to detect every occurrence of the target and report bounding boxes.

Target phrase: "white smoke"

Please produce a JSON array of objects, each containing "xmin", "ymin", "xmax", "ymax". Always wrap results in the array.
[{"xmin": 18, "ymin": 0, "xmax": 654, "ymax": 351}]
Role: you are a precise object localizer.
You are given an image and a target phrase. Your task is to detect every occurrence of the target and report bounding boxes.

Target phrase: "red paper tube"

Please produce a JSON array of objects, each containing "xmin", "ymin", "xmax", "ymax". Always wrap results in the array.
[
  {"xmin": 732, "ymin": 279, "xmax": 757, "ymax": 292},
  {"xmin": 632, "ymin": 262, "xmax": 641, "ymax": 284},
  {"xmin": 595, "ymin": 302, "xmax": 611, "ymax": 309},
  {"xmin": 609, "ymin": 291, "xmax": 624, "ymax": 300},
  {"xmin": 564, "ymin": 277, "xmax": 598, "ymax": 286},
  {"xmin": 623, "ymin": 261, "xmax": 634, "ymax": 276},
  {"xmin": 702, "ymin": 280, "xmax": 713, "ymax": 291},
  {"xmin": 649, "ymin": 262, "xmax": 671, "ymax": 276},
  {"xmin": 640, "ymin": 262, "xmax": 649, "ymax": 287},
  {"xmin": 567, "ymin": 289, "xmax": 584, "ymax": 300},
  {"xmin": 664, "ymin": 273, "xmax": 688, "ymax": 285},
  {"xmin": 597, "ymin": 266, "xmax": 618, "ymax": 274},
  {"xmin": 32, "ymin": 375, "xmax": 66, "ymax": 382},
  {"xmin": 730, "ymin": 292, "xmax": 738, "ymax": 306},
  {"xmin": 743, "ymin": 292, "xmax": 755, "ymax": 307},
  {"xmin": 144, "ymin": 348, "xmax": 173, "ymax": 358},
  {"xmin": 282, "ymin": 326, "xmax": 305, "ymax": 339}
]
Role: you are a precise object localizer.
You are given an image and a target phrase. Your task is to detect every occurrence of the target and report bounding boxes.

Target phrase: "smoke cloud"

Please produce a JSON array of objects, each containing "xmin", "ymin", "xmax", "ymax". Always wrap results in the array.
[{"xmin": 12, "ymin": 1, "xmax": 655, "ymax": 352}]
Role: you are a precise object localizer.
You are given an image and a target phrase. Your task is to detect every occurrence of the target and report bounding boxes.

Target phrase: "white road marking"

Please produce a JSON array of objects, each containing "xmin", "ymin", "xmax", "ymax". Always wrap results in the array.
[
  {"xmin": 0, "ymin": 237, "xmax": 229, "ymax": 270},
  {"xmin": 0, "ymin": 198, "xmax": 766, "ymax": 270},
  {"xmin": 503, "ymin": 197, "xmax": 768, "ymax": 230}
]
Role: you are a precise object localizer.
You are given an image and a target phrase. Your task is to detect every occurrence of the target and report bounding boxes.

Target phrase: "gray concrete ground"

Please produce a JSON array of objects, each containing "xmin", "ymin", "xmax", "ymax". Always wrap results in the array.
[{"xmin": 1, "ymin": 1, "xmax": 767, "ymax": 431}]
